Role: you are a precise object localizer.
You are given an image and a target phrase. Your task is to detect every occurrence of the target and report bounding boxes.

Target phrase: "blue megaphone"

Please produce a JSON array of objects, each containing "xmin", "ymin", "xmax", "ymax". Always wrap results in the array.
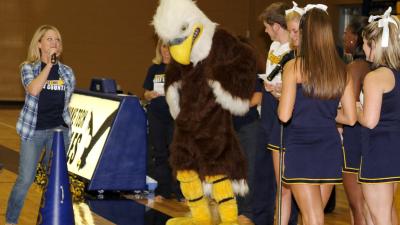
[{"xmin": 37, "ymin": 129, "xmax": 75, "ymax": 225}]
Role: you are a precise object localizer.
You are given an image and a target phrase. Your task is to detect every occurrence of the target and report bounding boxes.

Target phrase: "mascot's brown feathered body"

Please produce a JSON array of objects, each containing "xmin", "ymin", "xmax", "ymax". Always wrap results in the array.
[
  {"xmin": 167, "ymin": 29, "xmax": 256, "ymax": 180},
  {"xmin": 153, "ymin": 0, "xmax": 256, "ymax": 224}
]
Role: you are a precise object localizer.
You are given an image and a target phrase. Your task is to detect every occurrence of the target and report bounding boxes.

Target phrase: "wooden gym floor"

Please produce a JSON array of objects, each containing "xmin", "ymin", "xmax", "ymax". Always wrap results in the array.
[{"xmin": 1, "ymin": 104, "xmax": 400, "ymax": 225}]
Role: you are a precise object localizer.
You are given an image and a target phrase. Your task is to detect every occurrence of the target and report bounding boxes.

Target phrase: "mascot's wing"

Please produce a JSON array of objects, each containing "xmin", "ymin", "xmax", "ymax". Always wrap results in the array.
[{"xmin": 208, "ymin": 30, "xmax": 257, "ymax": 116}]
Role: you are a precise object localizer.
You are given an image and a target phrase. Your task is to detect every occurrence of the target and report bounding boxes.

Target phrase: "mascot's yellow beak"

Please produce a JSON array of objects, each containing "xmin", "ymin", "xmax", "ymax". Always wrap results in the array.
[{"xmin": 169, "ymin": 23, "xmax": 203, "ymax": 65}]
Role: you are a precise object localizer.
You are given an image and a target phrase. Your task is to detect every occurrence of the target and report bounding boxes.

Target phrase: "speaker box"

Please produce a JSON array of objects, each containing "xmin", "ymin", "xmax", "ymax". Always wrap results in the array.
[{"xmin": 90, "ymin": 78, "xmax": 117, "ymax": 94}]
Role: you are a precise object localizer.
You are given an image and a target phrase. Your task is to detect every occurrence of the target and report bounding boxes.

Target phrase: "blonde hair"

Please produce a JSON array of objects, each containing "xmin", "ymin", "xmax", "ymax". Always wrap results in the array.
[
  {"xmin": 362, "ymin": 16, "xmax": 400, "ymax": 70},
  {"xmin": 23, "ymin": 25, "xmax": 63, "ymax": 65},
  {"xmin": 152, "ymin": 39, "xmax": 169, "ymax": 64},
  {"xmin": 285, "ymin": 11, "xmax": 302, "ymax": 24},
  {"xmin": 286, "ymin": 11, "xmax": 302, "ymax": 49},
  {"xmin": 297, "ymin": 8, "xmax": 347, "ymax": 99}
]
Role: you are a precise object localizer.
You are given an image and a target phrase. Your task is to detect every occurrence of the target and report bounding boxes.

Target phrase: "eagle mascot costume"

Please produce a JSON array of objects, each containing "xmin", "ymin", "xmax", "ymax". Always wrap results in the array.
[{"xmin": 152, "ymin": 0, "xmax": 256, "ymax": 224}]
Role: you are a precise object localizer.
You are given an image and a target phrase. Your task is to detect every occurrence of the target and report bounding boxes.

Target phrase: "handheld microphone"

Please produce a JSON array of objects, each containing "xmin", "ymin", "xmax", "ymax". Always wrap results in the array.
[
  {"xmin": 267, "ymin": 51, "xmax": 295, "ymax": 81},
  {"xmin": 51, "ymin": 53, "xmax": 57, "ymax": 64},
  {"xmin": 267, "ymin": 64, "xmax": 283, "ymax": 81}
]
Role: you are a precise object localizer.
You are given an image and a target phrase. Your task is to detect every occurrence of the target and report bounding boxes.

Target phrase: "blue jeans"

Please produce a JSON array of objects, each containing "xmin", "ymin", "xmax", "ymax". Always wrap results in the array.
[{"xmin": 6, "ymin": 126, "xmax": 70, "ymax": 224}]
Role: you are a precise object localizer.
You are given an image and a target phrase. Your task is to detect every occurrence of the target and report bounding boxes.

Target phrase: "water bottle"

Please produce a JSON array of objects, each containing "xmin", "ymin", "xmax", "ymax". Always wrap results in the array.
[{"xmin": 146, "ymin": 176, "xmax": 158, "ymax": 205}]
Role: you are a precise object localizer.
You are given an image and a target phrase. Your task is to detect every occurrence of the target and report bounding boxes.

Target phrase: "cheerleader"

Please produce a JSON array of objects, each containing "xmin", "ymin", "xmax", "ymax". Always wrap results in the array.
[
  {"xmin": 357, "ymin": 7, "xmax": 400, "ymax": 225},
  {"xmin": 285, "ymin": 1, "xmax": 303, "ymax": 49},
  {"xmin": 278, "ymin": 6, "xmax": 356, "ymax": 225},
  {"xmin": 341, "ymin": 16, "xmax": 374, "ymax": 225}
]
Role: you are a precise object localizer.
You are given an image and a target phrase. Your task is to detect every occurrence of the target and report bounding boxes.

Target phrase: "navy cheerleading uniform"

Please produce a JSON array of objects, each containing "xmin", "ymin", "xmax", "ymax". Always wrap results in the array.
[
  {"xmin": 342, "ymin": 123, "xmax": 362, "ymax": 173},
  {"xmin": 265, "ymin": 95, "xmax": 281, "ymax": 152},
  {"xmin": 266, "ymin": 50, "xmax": 295, "ymax": 152},
  {"xmin": 263, "ymin": 41, "xmax": 290, "ymax": 152},
  {"xmin": 359, "ymin": 69, "xmax": 400, "ymax": 183},
  {"xmin": 283, "ymin": 84, "xmax": 343, "ymax": 184}
]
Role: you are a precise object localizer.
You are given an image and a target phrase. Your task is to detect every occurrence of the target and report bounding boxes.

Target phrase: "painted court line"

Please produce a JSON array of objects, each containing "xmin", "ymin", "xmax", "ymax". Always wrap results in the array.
[{"xmin": 0, "ymin": 121, "xmax": 15, "ymax": 130}]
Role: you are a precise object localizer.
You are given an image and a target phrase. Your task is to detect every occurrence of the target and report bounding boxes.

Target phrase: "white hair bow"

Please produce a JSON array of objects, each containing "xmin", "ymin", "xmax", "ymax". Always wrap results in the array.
[
  {"xmin": 304, "ymin": 4, "xmax": 328, "ymax": 13},
  {"xmin": 285, "ymin": 1, "xmax": 305, "ymax": 16},
  {"xmin": 368, "ymin": 7, "xmax": 398, "ymax": 48}
]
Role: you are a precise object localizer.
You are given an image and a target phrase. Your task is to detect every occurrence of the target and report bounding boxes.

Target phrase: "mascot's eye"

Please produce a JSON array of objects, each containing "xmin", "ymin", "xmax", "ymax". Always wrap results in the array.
[{"xmin": 181, "ymin": 24, "xmax": 188, "ymax": 32}]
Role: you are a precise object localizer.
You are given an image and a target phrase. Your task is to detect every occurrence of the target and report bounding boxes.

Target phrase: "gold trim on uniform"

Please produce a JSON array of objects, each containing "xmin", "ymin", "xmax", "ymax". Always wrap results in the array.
[
  {"xmin": 358, "ymin": 157, "xmax": 400, "ymax": 183},
  {"xmin": 342, "ymin": 169, "xmax": 359, "ymax": 174},
  {"xmin": 341, "ymin": 145, "xmax": 360, "ymax": 173},
  {"xmin": 282, "ymin": 176, "xmax": 342, "ymax": 184},
  {"xmin": 267, "ymin": 143, "xmax": 285, "ymax": 152}
]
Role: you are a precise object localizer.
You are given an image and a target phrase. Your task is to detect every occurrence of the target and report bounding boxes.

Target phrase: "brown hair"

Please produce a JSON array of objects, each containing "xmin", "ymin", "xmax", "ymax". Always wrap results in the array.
[
  {"xmin": 347, "ymin": 16, "xmax": 368, "ymax": 59},
  {"xmin": 297, "ymin": 8, "xmax": 347, "ymax": 99},
  {"xmin": 259, "ymin": 2, "xmax": 289, "ymax": 29},
  {"xmin": 362, "ymin": 16, "xmax": 400, "ymax": 70}
]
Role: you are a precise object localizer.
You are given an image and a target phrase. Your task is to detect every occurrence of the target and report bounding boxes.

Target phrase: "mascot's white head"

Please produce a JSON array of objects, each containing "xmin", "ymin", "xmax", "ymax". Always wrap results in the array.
[{"xmin": 152, "ymin": 0, "xmax": 217, "ymax": 66}]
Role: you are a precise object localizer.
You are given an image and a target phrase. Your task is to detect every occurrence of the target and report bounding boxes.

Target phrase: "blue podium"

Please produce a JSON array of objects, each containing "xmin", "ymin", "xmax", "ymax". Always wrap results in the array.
[{"xmin": 66, "ymin": 89, "xmax": 147, "ymax": 191}]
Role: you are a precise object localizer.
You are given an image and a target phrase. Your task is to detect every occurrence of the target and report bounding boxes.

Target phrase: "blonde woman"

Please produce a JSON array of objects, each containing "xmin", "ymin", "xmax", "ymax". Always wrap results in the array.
[
  {"xmin": 143, "ymin": 40, "xmax": 181, "ymax": 201},
  {"xmin": 358, "ymin": 8, "xmax": 400, "ymax": 225},
  {"xmin": 6, "ymin": 25, "xmax": 75, "ymax": 225},
  {"xmin": 285, "ymin": 1, "xmax": 303, "ymax": 49}
]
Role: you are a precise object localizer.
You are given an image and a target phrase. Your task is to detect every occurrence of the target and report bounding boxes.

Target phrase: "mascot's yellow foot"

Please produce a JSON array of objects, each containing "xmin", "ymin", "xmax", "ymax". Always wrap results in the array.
[
  {"xmin": 166, "ymin": 217, "xmax": 212, "ymax": 225},
  {"xmin": 175, "ymin": 170, "xmax": 212, "ymax": 225},
  {"xmin": 206, "ymin": 175, "xmax": 239, "ymax": 225}
]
